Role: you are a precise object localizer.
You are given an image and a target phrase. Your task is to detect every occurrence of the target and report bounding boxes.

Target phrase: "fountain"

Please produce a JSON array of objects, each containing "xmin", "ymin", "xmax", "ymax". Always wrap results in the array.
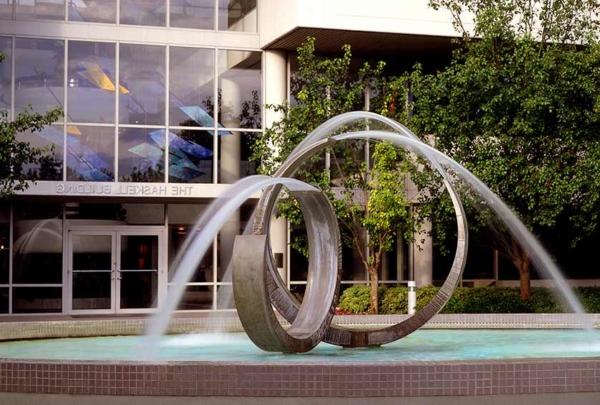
[
  {"xmin": 149, "ymin": 111, "xmax": 588, "ymax": 353},
  {"xmin": 0, "ymin": 112, "xmax": 598, "ymax": 402}
]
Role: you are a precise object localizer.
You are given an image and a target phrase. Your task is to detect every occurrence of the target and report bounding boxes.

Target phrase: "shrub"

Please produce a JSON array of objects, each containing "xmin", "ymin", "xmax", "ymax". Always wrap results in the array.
[
  {"xmin": 338, "ymin": 285, "xmax": 371, "ymax": 314},
  {"xmin": 576, "ymin": 287, "xmax": 600, "ymax": 313},
  {"xmin": 337, "ymin": 285, "xmax": 600, "ymax": 314},
  {"xmin": 381, "ymin": 287, "xmax": 408, "ymax": 314},
  {"xmin": 529, "ymin": 288, "xmax": 563, "ymax": 313}
]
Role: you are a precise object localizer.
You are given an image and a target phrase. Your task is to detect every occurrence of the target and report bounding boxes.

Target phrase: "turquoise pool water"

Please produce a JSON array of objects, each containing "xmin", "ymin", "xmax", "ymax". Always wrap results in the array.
[{"xmin": 1, "ymin": 329, "xmax": 599, "ymax": 363}]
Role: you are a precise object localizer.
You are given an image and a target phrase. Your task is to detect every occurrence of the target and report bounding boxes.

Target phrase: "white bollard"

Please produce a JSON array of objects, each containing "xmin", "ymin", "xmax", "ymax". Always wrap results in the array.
[{"xmin": 407, "ymin": 281, "xmax": 416, "ymax": 315}]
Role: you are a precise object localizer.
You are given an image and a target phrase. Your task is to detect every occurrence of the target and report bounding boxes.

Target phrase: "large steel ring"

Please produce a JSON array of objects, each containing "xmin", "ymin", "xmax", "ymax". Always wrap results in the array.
[
  {"xmin": 233, "ymin": 189, "xmax": 340, "ymax": 353},
  {"xmin": 245, "ymin": 112, "xmax": 468, "ymax": 348}
]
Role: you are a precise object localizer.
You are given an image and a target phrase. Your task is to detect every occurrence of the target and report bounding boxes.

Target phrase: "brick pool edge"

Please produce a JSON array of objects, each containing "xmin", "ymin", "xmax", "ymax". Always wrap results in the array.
[
  {"xmin": 1, "ymin": 314, "xmax": 600, "ymax": 397},
  {"xmin": 1, "ymin": 358, "xmax": 600, "ymax": 397}
]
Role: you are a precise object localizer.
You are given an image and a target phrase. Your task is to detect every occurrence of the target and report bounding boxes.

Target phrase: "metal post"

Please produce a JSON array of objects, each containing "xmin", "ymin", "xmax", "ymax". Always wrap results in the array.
[{"xmin": 407, "ymin": 280, "xmax": 416, "ymax": 315}]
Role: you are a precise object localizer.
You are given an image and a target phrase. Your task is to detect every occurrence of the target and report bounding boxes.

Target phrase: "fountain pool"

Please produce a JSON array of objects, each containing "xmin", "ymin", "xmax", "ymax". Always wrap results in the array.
[{"xmin": 1, "ymin": 329, "xmax": 600, "ymax": 362}]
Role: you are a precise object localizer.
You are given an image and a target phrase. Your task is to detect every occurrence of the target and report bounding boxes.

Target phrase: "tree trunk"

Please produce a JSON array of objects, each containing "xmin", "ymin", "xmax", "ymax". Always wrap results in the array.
[
  {"xmin": 518, "ymin": 256, "xmax": 531, "ymax": 301},
  {"xmin": 368, "ymin": 265, "xmax": 379, "ymax": 314},
  {"xmin": 511, "ymin": 240, "xmax": 531, "ymax": 301}
]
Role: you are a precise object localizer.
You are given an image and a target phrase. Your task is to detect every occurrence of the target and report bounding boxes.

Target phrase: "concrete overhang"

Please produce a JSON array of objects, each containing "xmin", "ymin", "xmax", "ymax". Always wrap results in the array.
[
  {"xmin": 259, "ymin": 0, "xmax": 470, "ymax": 53},
  {"xmin": 264, "ymin": 26, "xmax": 455, "ymax": 56}
]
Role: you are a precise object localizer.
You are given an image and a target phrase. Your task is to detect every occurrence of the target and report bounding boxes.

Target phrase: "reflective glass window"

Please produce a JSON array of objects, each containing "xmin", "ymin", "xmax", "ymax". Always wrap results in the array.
[
  {"xmin": 15, "ymin": 0, "xmax": 64, "ymax": 20},
  {"xmin": 16, "ymin": 124, "xmax": 64, "ymax": 180},
  {"xmin": 13, "ymin": 203, "xmax": 63, "ymax": 284},
  {"xmin": 216, "ymin": 284, "xmax": 233, "ymax": 309},
  {"xmin": 169, "ymin": 129, "xmax": 213, "ymax": 183},
  {"xmin": 15, "ymin": 37, "xmax": 64, "ymax": 115},
  {"xmin": 0, "ymin": 1, "xmax": 13, "ymax": 20},
  {"xmin": 120, "ymin": 234, "xmax": 158, "ymax": 309},
  {"xmin": 68, "ymin": 0, "xmax": 116, "ymax": 23},
  {"xmin": 217, "ymin": 201, "xmax": 254, "ymax": 281},
  {"xmin": 218, "ymin": 130, "xmax": 258, "ymax": 183},
  {"xmin": 0, "ymin": 288, "xmax": 7, "ymax": 313},
  {"xmin": 218, "ymin": 0, "xmax": 256, "ymax": 32},
  {"xmin": 170, "ymin": 0, "xmax": 214, "ymax": 30},
  {"xmin": 119, "ymin": 43, "xmax": 165, "ymax": 126},
  {"xmin": 118, "ymin": 127, "xmax": 165, "ymax": 182},
  {"xmin": 66, "ymin": 203, "xmax": 165, "ymax": 224},
  {"xmin": 217, "ymin": 50, "xmax": 261, "ymax": 129},
  {"xmin": 0, "ymin": 205, "xmax": 9, "ymax": 285},
  {"xmin": 68, "ymin": 41, "xmax": 116, "ymax": 123},
  {"xmin": 177, "ymin": 285, "xmax": 212, "ymax": 310},
  {"xmin": 0, "ymin": 37, "xmax": 11, "ymax": 114},
  {"xmin": 168, "ymin": 204, "xmax": 213, "ymax": 283},
  {"xmin": 66, "ymin": 125, "xmax": 115, "ymax": 181},
  {"xmin": 120, "ymin": 0, "xmax": 165, "ymax": 26},
  {"xmin": 169, "ymin": 46, "xmax": 214, "ymax": 127},
  {"xmin": 13, "ymin": 287, "xmax": 62, "ymax": 313}
]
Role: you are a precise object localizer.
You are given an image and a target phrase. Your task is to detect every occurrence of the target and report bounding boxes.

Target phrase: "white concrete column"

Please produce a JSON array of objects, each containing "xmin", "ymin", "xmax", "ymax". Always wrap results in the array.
[
  {"xmin": 264, "ymin": 50, "xmax": 288, "ymax": 281},
  {"xmin": 219, "ymin": 77, "xmax": 242, "ymax": 183},
  {"xmin": 412, "ymin": 220, "xmax": 433, "ymax": 287},
  {"xmin": 219, "ymin": 78, "xmax": 241, "ymax": 278}
]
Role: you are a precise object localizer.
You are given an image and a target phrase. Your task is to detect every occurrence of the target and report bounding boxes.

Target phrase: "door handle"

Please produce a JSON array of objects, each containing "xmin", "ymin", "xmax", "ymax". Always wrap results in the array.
[{"xmin": 111, "ymin": 262, "xmax": 116, "ymax": 280}]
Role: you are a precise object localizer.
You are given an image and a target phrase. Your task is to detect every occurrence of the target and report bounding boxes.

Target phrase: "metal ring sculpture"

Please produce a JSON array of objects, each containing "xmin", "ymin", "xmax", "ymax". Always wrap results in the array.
[
  {"xmin": 233, "ymin": 112, "xmax": 469, "ymax": 352},
  {"xmin": 151, "ymin": 112, "xmax": 586, "ymax": 352}
]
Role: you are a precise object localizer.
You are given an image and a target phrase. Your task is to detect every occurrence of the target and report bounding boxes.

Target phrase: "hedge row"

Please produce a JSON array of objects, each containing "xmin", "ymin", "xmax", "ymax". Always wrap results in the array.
[{"xmin": 337, "ymin": 285, "xmax": 600, "ymax": 314}]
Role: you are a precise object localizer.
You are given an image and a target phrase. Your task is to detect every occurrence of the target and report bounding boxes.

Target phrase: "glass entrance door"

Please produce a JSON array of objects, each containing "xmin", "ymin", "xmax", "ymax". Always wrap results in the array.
[
  {"xmin": 118, "ymin": 233, "xmax": 159, "ymax": 312},
  {"xmin": 68, "ymin": 228, "xmax": 163, "ymax": 314},
  {"xmin": 70, "ymin": 232, "xmax": 115, "ymax": 313}
]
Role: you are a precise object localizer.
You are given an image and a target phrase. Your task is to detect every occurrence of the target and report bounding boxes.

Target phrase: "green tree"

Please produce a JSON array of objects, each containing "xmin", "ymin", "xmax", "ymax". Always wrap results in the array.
[
  {"xmin": 253, "ymin": 38, "xmax": 417, "ymax": 313},
  {"xmin": 0, "ymin": 53, "xmax": 62, "ymax": 197},
  {"xmin": 388, "ymin": 0, "xmax": 600, "ymax": 300}
]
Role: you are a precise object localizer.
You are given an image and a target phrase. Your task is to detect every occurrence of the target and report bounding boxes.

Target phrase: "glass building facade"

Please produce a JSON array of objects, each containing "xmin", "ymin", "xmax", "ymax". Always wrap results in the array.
[
  {"xmin": 0, "ymin": 0, "xmax": 267, "ymax": 315},
  {"xmin": 0, "ymin": 0, "xmax": 416, "ymax": 316}
]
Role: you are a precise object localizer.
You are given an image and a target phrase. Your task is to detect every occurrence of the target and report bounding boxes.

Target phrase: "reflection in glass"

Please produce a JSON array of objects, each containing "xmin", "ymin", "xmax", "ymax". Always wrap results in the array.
[
  {"xmin": 120, "ymin": 271, "xmax": 157, "ymax": 308},
  {"xmin": 168, "ymin": 204, "xmax": 213, "ymax": 283},
  {"xmin": 13, "ymin": 203, "xmax": 63, "ymax": 284},
  {"xmin": 176, "ymin": 285, "xmax": 212, "ymax": 310},
  {"xmin": 0, "ymin": 205, "xmax": 8, "ymax": 284},
  {"xmin": 66, "ymin": 203, "xmax": 165, "ymax": 224},
  {"xmin": 218, "ymin": 131, "xmax": 258, "ymax": 183},
  {"xmin": 72, "ymin": 235, "xmax": 111, "ymax": 270},
  {"xmin": 0, "ymin": 1, "xmax": 12, "ymax": 20},
  {"xmin": 217, "ymin": 201, "xmax": 255, "ymax": 281},
  {"xmin": 118, "ymin": 127, "xmax": 165, "ymax": 182},
  {"xmin": 120, "ymin": 235, "xmax": 158, "ymax": 270},
  {"xmin": 216, "ymin": 284, "xmax": 234, "ymax": 309},
  {"xmin": 68, "ymin": 41, "xmax": 116, "ymax": 123},
  {"xmin": 170, "ymin": 0, "xmax": 214, "ymax": 29},
  {"xmin": 218, "ymin": 0, "xmax": 256, "ymax": 32},
  {"xmin": 16, "ymin": 125, "xmax": 64, "ymax": 180},
  {"xmin": 0, "ymin": 288, "xmax": 7, "ymax": 313},
  {"xmin": 15, "ymin": 0, "xmax": 64, "ymax": 20},
  {"xmin": 15, "ymin": 37, "xmax": 64, "ymax": 114},
  {"xmin": 72, "ymin": 272, "xmax": 111, "ymax": 310},
  {"xmin": 68, "ymin": 0, "xmax": 116, "ymax": 23},
  {"xmin": 169, "ymin": 130, "xmax": 213, "ymax": 183},
  {"xmin": 67, "ymin": 126, "xmax": 115, "ymax": 181},
  {"xmin": 217, "ymin": 50, "xmax": 261, "ymax": 129},
  {"xmin": 0, "ymin": 36, "xmax": 10, "ymax": 113},
  {"xmin": 120, "ymin": 234, "xmax": 158, "ymax": 309},
  {"xmin": 13, "ymin": 287, "xmax": 62, "ymax": 313},
  {"xmin": 71, "ymin": 233, "xmax": 112, "ymax": 310},
  {"xmin": 119, "ymin": 43, "xmax": 165, "ymax": 126},
  {"xmin": 169, "ymin": 46, "xmax": 214, "ymax": 127},
  {"xmin": 120, "ymin": 0, "xmax": 165, "ymax": 26}
]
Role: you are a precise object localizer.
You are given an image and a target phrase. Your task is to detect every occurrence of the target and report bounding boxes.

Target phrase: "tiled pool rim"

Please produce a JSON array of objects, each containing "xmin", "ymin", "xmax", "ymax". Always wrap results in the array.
[
  {"xmin": 1, "ymin": 314, "xmax": 600, "ymax": 398},
  {"xmin": 1, "ymin": 313, "xmax": 599, "ymax": 341}
]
